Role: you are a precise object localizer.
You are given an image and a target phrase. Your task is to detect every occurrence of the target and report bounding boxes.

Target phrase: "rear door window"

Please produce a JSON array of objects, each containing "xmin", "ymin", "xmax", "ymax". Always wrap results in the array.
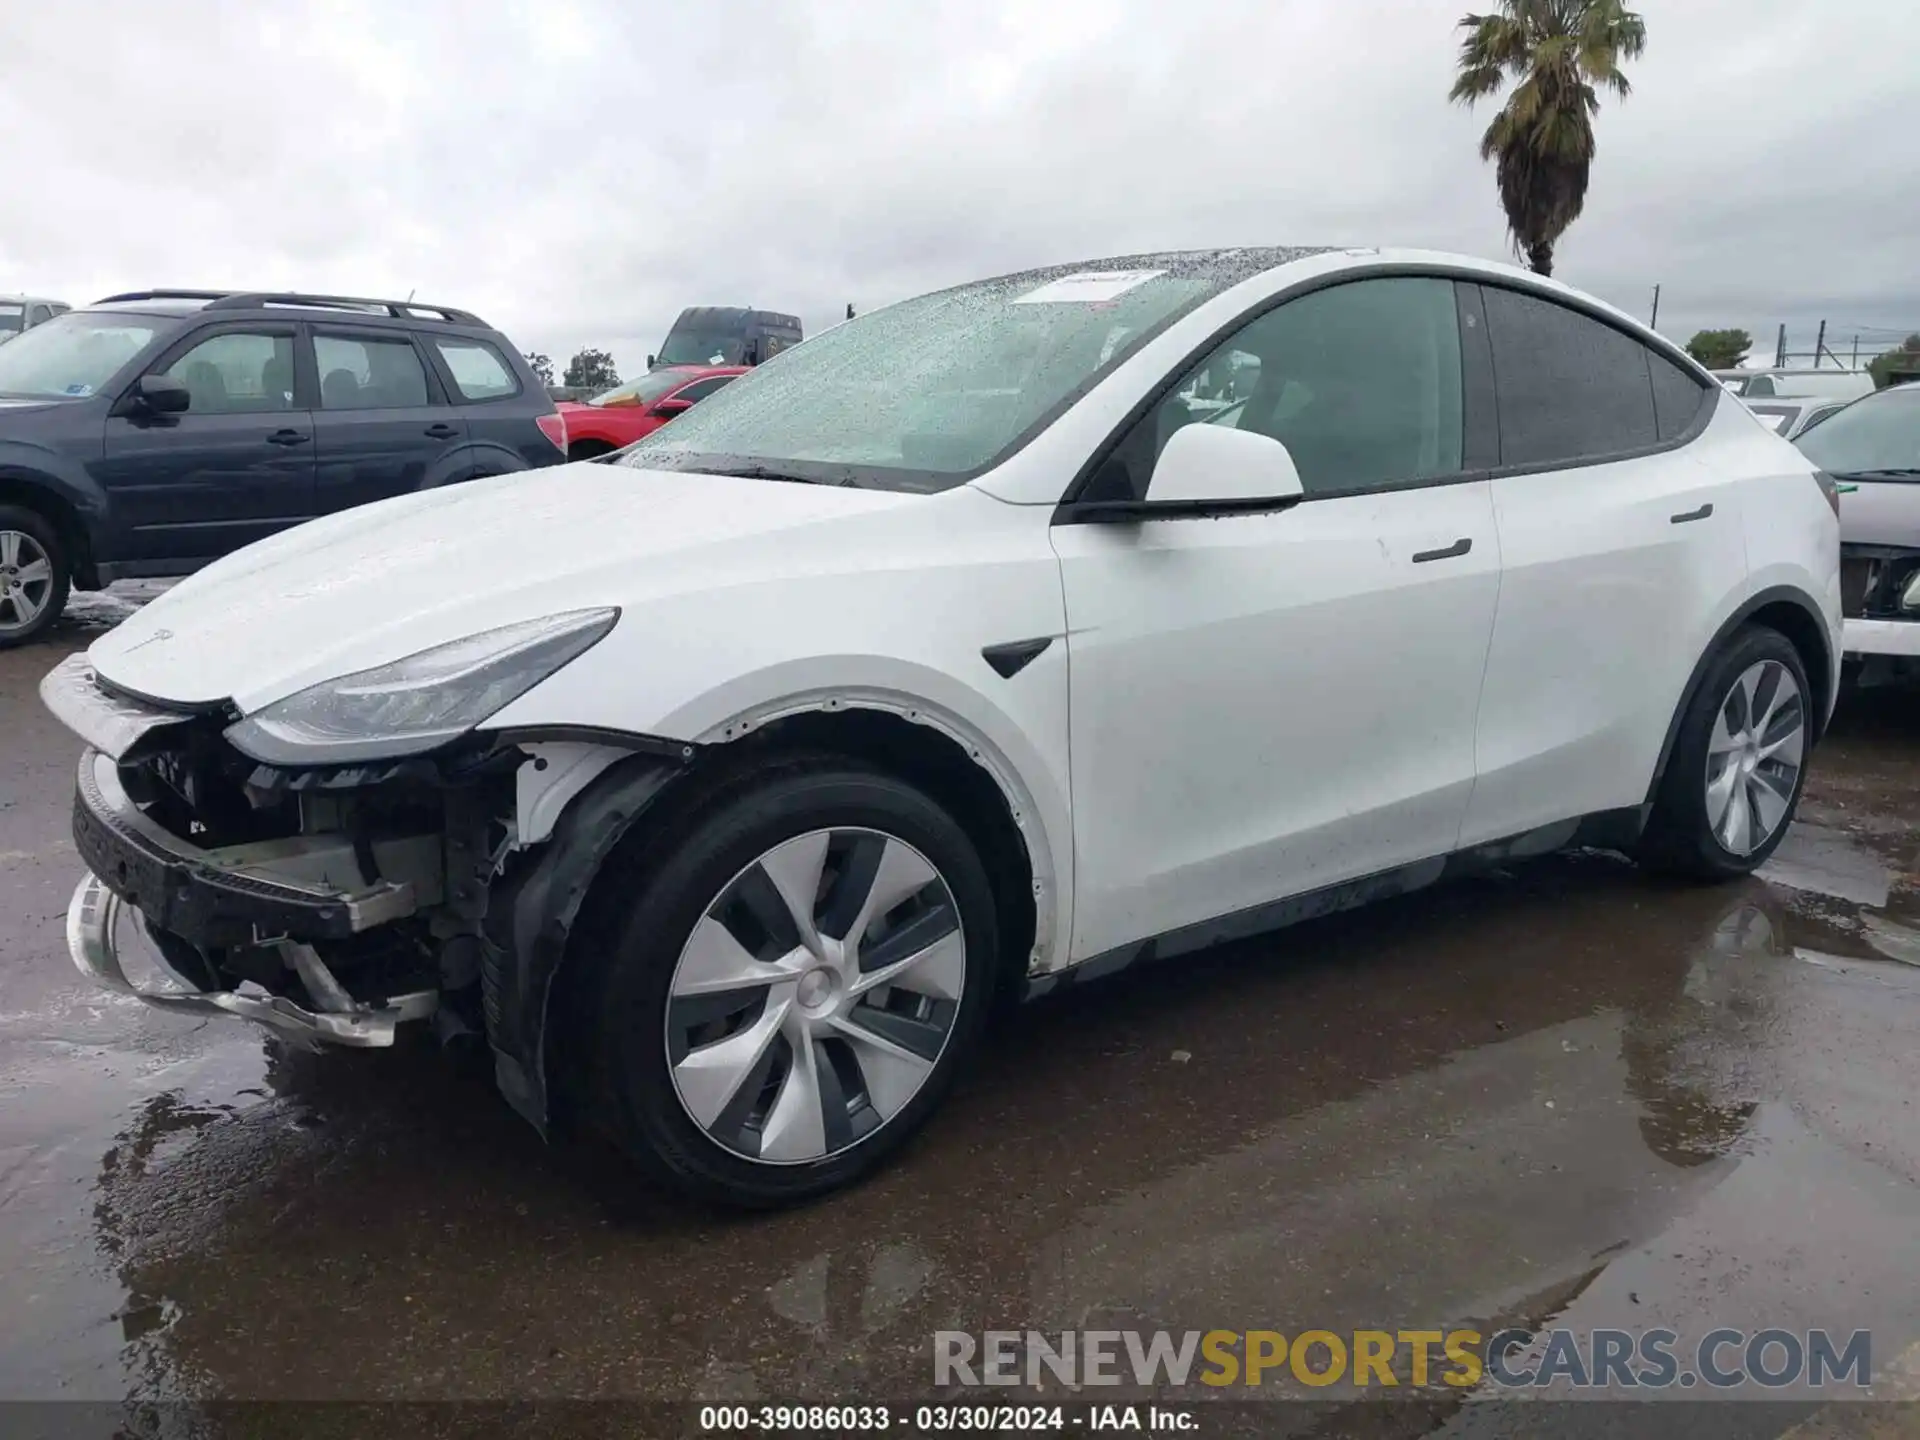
[
  {"xmin": 1650, "ymin": 351, "xmax": 1709, "ymax": 440},
  {"xmin": 314, "ymin": 334, "xmax": 432, "ymax": 410},
  {"xmin": 1481, "ymin": 286, "xmax": 1658, "ymax": 465},
  {"xmin": 432, "ymin": 339, "xmax": 520, "ymax": 400}
]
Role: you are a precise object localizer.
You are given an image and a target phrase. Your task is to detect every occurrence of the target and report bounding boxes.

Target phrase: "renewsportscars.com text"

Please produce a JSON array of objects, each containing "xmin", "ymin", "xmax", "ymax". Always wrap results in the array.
[{"xmin": 934, "ymin": 1327, "xmax": 1873, "ymax": 1390}]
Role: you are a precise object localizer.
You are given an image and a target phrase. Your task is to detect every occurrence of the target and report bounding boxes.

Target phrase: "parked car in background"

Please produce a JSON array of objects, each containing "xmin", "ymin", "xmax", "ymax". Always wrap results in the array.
[
  {"xmin": 1794, "ymin": 382, "xmax": 1920, "ymax": 681},
  {"xmin": 0, "ymin": 290, "xmax": 565, "ymax": 645},
  {"xmin": 43, "ymin": 246, "xmax": 1838, "ymax": 1207},
  {"xmin": 0, "ymin": 294, "xmax": 71, "ymax": 343},
  {"xmin": 555, "ymin": 364, "xmax": 746, "ymax": 460},
  {"xmin": 1733, "ymin": 369, "xmax": 1875, "ymax": 402},
  {"xmin": 649, "ymin": 306, "xmax": 801, "ymax": 369},
  {"xmin": 1744, "ymin": 396, "xmax": 1850, "ymax": 439}
]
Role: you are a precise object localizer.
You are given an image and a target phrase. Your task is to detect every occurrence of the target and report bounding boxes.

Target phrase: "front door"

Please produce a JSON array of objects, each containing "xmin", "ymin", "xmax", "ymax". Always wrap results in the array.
[
  {"xmin": 1052, "ymin": 275, "xmax": 1503, "ymax": 963},
  {"xmin": 97, "ymin": 324, "xmax": 315, "ymax": 563}
]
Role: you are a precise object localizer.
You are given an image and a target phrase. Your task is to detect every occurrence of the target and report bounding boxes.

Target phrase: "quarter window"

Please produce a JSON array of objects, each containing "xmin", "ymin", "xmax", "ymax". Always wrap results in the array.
[
  {"xmin": 1650, "ymin": 351, "xmax": 1708, "ymax": 441},
  {"xmin": 1482, "ymin": 286, "xmax": 1660, "ymax": 465},
  {"xmin": 1089, "ymin": 277, "xmax": 1464, "ymax": 502},
  {"xmin": 160, "ymin": 331, "xmax": 296, "ymax": 414},
  {"xmin": 314, "ymin": 334, "xmax": 431, "ymax": 410},
  {"xmin": 432, "ymin": 339, "xmax": 519, "ymax": 400}
]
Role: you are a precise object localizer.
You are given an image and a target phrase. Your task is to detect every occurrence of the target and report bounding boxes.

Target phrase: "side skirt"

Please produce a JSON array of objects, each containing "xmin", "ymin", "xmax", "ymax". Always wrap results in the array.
[{"xmin": 1021, "ymin": 807, "xmax": 1648, "ymax": 1000}]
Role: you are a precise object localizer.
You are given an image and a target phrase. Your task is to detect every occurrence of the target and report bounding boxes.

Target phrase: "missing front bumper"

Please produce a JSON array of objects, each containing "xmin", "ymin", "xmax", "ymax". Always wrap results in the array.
[{"xmin": 65, "ymin": 871, "xmax": 436, "ymax": 1047}]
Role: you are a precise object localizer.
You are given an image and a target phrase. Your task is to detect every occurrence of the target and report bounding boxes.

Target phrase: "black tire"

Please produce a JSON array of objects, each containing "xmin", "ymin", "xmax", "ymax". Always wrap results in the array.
[
  {"xmin": 573, "ymin": 757, "xmax": 999, "ymax": 1209},
  {"xmin": 1638, "ymin": 624, "xmax": 1813, "ymax": 881},
  {"xmin": 0, "ymin": 504, "xmax": 70, "ymax": 648},
  {"xmin": 567, "ymin": 440, "xmax": 614, "ymax": 462}
]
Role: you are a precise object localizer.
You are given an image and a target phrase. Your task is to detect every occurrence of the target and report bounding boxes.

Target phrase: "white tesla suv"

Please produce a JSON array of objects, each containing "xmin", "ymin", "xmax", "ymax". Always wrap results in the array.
[{"xmin": 42, "ymin": 247, "xmax": 1842, "ymax": 1207}]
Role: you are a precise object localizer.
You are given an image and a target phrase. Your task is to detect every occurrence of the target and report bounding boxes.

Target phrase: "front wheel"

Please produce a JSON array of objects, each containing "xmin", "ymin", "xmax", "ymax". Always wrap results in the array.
[
  {"xmin": 0, "ymin": 506, "xmax": 70, "ymax": 648},
  {"xmin": 576, "ymin": 760, "xmax": 999, "ymax": 1208},
  {"xmin": 1639, "ymin": 625, "xmax": 1812, "ymax": 880}
]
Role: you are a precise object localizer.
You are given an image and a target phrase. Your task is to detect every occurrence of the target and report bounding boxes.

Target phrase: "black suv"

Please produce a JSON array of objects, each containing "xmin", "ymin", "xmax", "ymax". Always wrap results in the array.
[{"xmin": 0, "ymin": 290, "xmax": 566, "ymax": 646}]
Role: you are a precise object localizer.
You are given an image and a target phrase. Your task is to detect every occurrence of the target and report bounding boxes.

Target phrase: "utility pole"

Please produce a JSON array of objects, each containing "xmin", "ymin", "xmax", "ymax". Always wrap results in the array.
[
  {"xmin": 1775, "ymin": 323, "xmax": 1787, "ymax": 368},
  {"xmin": 1649, "ymin": 284, "xmax": 1660, "ymax": 329},
  {"xmin": 1813, "ymin": 320, "xmax": 1828, "ymax": 369},
  {"xmin": 1853, "ymin": 335, "xmax": 1861, "ymax": 367}
]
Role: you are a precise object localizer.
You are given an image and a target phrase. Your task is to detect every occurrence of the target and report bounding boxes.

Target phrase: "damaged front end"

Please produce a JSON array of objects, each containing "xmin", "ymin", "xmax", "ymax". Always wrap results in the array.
[{"xmin": 45, "ymin": 651, "xmax": 689, "ymax": 1130}]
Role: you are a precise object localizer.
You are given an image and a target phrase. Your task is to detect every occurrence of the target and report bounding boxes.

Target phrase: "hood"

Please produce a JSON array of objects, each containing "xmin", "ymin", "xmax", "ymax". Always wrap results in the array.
[
  {"xmin": 1840, "ymin": 479, "xmax": 1920, "ymax": 549},
  {"xmin": 88, "ymin": 462, "xmax": 917, "ymax": 710}
]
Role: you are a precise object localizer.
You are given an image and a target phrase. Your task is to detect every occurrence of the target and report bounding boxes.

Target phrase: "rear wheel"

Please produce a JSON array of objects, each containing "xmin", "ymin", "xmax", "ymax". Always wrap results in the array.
[
  {"xmin": 0, "ymin": 505, "xmax": 69, "ymax": 648},
  {"xmin": 1639, "ymin": 625, "xmax": 1811, "ymax": 880},
  {"xmin": 576, "ymin": 760, "xmax": 998, "ymax": 1208},
  {"xmin": 567, "ymin": 439, "xmax": 614, "ymax": 462}
]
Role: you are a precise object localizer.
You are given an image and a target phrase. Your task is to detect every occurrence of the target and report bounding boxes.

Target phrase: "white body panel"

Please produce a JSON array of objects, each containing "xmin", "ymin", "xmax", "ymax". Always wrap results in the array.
[
  {"xmin": 1053, "ymin": 483, "xmax": 1500, "ymax": 961},
  {"xmin": 77, "ymin": 248, "xmax": 1842, "ymax": 983}
]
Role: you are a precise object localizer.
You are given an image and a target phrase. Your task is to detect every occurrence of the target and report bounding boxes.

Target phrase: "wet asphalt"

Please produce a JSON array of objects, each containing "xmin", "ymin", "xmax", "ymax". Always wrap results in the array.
[{"xmin": 2, "ymin": 590, "xmax": 1918, "ymax": 1437}]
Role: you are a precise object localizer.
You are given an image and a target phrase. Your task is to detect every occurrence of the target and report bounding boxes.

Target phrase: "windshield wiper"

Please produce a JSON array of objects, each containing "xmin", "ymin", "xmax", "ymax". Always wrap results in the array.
[
  {"xmin": 1831, "ymin": 468, "xmax": 1920, "ymax": 480},
  {"xmin": 692, "ymin": 464, "xmax": 843, "ymax": 485}
]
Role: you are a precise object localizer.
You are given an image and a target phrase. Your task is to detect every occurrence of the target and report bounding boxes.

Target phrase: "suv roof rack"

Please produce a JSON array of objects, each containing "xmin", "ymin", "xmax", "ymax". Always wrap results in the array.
[{"xmin": 92, "ymin": 290, "xmax": 485, "ymax": 325}]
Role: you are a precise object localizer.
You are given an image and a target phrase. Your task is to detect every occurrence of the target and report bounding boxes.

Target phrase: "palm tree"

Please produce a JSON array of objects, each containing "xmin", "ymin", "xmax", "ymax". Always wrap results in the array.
[{"xmin": 1449, "ymin": 0, "xmax": 1647, "ymax": 277}]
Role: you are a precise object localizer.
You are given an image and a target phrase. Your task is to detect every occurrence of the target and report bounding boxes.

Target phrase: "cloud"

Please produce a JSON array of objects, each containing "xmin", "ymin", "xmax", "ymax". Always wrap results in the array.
[{"xmin": 3, "ymin": 0, "xmax": 1916, "ymax": 374}]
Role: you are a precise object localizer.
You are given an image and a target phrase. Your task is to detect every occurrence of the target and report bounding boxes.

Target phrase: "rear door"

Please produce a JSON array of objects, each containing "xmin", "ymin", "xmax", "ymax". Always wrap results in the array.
[
  {"xmin": 310, "ymin": 327, "xmax": 467, "ymax": 514},
  {"xmin": 97, "ymin": 323, "xmax": 316, "ymax": 561},
  {"xmin": 427, "ymin": 335, "xmax": 553, "ymax": 470},
  {"xmin": 1458, "ymin": 283, "xmax": 1741, "ymax": 846}
]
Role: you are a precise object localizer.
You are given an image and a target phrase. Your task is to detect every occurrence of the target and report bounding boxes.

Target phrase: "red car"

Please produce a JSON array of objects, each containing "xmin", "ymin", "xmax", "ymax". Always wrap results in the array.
[{"xmin": 556, "ymin": 364, "xmax": 746, "ymax": 460}]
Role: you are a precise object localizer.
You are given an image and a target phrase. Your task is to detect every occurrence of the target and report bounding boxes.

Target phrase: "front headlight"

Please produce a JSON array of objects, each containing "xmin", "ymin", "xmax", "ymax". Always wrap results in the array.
[{"xmin": 225, "ymin": 608, "xmax": 617, "ymax": 765}]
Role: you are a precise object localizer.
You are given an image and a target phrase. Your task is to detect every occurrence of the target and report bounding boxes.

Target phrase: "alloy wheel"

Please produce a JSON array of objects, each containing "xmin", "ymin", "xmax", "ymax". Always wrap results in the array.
[
  {"xmin": 1703, "ymin": 659, "xmax": 1805, "ymax": 856},
  {"xmin": 664, "ymin": 827, "xmax": 967, "ymax": 1163},
  {"xmin": 0, "ymin": 529, "xmax": 54, "ymax": 634}
]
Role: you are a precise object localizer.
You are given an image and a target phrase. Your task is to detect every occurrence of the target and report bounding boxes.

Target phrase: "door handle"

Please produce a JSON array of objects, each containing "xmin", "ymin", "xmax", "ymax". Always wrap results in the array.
[
  {"xmin": 1412, "ymin": 537, "xmax": 1473, "ymax": 564},
  {"xmin": 1670, "ymin": 503, "xmax": 1714, "ymax": 524},
  {"xmin": 423, "ymin": 423, "xmax": 460, "ymax": 439},
  {"xmin": 266, "ymin": 429, "xmax": 310, "ymax": 446}
]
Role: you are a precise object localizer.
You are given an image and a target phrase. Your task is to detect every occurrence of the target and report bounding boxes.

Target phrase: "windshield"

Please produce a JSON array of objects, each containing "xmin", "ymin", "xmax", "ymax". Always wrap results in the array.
[
  {"xmin": 1794, "ymin": 389, "xmax": 1920, "ymax": 478},
  {"xmin": 620, "ymin": 251, "xmax": 1309, "ymax": 491},
  {"xmin": 589, "ymin": 370, "xmax": 700, "ymax": 407},
  {"xmin": 657, "ymin": 329, "xmax": 745, "ymax": 366},
  {"xmin": 0, "ymin": 311, "xmax": 161, "ymax": 398}
]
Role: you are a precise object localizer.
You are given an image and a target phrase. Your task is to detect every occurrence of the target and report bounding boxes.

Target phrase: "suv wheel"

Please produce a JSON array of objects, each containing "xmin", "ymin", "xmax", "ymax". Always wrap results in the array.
[
  {"xmin": 576, "ymin": 759, "xmax": 998, "ymax": 1208},
  {"xmin": 0, "ymin": 506, "xmax": 70, "ymax": 647},
  {"xmin": 1639, "ymin": 625, "xmax": 1811, "ymax": 879}
]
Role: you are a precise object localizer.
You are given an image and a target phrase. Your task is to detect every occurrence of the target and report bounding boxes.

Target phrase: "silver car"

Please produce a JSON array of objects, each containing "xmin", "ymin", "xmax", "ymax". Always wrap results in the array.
[
  {"xmin": 0, "ymin": 294, "xmax": 71, "ymax": 343},
  {"xmin": 1794, "ymin": 383, "xmax": 1920, "ymax": 678},
  {"xmin": 1746, "ymin": 397, "xmax": 1850, "ymax": 439}
]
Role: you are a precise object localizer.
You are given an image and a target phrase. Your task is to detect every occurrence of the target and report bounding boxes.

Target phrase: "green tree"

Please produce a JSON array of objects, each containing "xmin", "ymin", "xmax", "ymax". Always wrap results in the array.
[
  {"xmin": 563, "ymin": 347, "xmax": 619, "ymax": 390},
  {"xmin": 1449, "ymin": 0, "xmax": 1648, "ymax": 277},
  {"xmin": 523, "ymin": 351, "xmax": 555, "ymax": 387},
  {"xmin": 1685, "ymin": 329, "xmax": 1752, "ymax": 370},
  {"xmin": 1867, "ymin": 334, "xmax": 1920, "ymax": 391}
]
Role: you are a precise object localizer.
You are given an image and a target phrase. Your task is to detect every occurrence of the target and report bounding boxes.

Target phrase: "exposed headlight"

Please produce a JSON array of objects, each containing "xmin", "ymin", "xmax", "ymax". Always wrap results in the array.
[
  {"xmin": 1904, "ymin": 571, "xmax": 1920, "ymax": 612},
  {"xmin": 225, "ymin": 609, "xmax": 617, "ymax": 765}
]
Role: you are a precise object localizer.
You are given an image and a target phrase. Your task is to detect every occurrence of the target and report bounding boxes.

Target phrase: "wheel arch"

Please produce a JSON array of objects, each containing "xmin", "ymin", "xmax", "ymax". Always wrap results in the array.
[
  {"xmin": 488, "ymin": 697, "xmax": 1057, "ymax": 1135},
  {"xmin": 1643, "ymin": 584, "xmax": 1834, "ymax": 809},
  {"xmin": 0, "ymin": 468, "xmax": 98, "ymax": 590}
]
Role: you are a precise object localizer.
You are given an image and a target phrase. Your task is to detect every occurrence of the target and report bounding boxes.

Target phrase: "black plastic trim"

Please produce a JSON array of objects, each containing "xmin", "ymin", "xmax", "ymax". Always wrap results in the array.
[
  {"xmin": 1412, "ymin": 537, "xmax": 1472, "ymax": 563},
  {"xmin": 73, "ymin": 754, "xmax": 364, "ymax": 948},
  {"xmin": 1670, "ymin": 503, "xmax": 1714, "ymax": 524},
  {"xmin": 1022, "ymin": 809, "xmax": 1651, "ymax": 999},
  {"xmin": 1064, "ymin": 495, "xmax": 1306, "ymax": 525},
  {"xmin": 484, "ymin": 725, "xmax": 698, "ymax": 761},
  {"xmin": 981, "ymin": 637, "xmax": 1054, "ymax": 679}
]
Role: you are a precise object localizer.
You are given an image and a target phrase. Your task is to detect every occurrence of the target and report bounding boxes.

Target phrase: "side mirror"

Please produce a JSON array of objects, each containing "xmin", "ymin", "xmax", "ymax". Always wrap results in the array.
[
  {"xmin": 645, "ymin": 354, "xmax": 657, "ymax": 368},
  {"xmin": 114, "ymin": 374, "xmax": 191, "ymax": 418},
  {"xmin": 651, "ymin": 397, "xmax": 692, "ymax": 417}
]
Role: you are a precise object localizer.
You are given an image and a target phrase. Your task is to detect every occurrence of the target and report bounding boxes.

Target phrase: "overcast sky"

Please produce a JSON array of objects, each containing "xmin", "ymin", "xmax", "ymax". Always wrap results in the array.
[{"xmin": 5, "ymin": 0, "xmax": 1917, "ymax": 376}]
